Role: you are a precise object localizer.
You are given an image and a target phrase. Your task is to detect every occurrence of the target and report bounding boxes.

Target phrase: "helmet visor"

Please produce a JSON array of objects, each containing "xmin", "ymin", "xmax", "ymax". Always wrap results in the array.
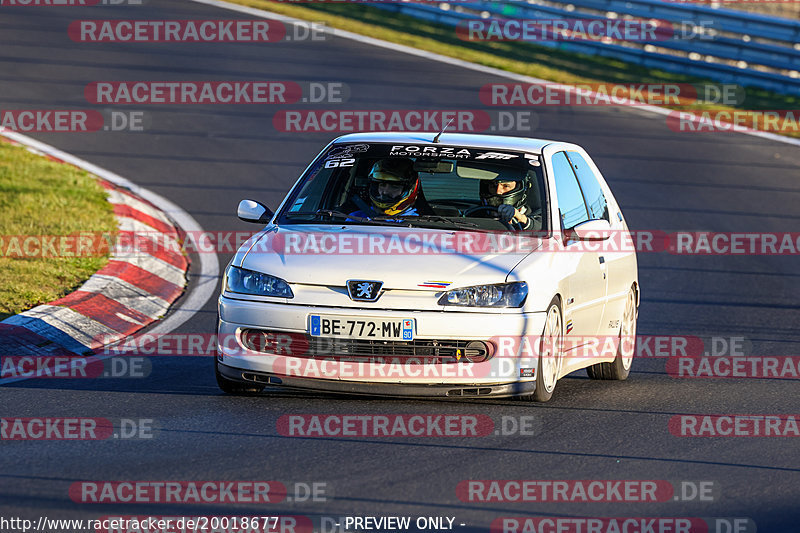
[
  {"xmin": 369, "ymin": 178, "xmax": 409, "ymax": 205},
  {"xmin": 370, "ymin": 170, "xmax": 407, "ymax": 182},
  {"xmin": 480, "ymin": 178, "xmax": 527, "ymax": 207}
]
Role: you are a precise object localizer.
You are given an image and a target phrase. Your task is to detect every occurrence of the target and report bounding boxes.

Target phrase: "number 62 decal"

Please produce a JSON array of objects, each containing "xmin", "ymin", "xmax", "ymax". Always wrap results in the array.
[{"xmin": 325, "ymin": 158, "xmax": 355, "ymax": 168}]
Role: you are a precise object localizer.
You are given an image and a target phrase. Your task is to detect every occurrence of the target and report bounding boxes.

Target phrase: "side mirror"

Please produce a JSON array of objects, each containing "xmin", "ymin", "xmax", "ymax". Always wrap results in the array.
[
  {"xmin": 571, "ymin": 219, "xmax": 612, "ymax": 241},
  {"xmin": 237, "ymin": 199, "xmax": 274, "ymax": 224}
]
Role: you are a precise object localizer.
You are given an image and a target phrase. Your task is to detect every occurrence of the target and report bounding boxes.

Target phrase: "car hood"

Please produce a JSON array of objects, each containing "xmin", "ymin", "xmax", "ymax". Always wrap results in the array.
[{"xmin": 238, "ymin": 224, "xmax": 541, "ymax": 290}]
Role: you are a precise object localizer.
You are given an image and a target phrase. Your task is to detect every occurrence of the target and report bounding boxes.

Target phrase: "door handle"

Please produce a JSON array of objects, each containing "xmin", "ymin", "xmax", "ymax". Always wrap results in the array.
[{"xmin": 599, "ymin": 256, "xmax": 605, "ymax": 264}]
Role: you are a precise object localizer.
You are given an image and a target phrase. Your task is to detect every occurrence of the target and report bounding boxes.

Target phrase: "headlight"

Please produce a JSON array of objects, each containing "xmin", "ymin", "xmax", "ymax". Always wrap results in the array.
[
  {"xmin": 225, "ymin": 266, "xmax": 293, "ymax": 298},
  {"xmin": 438, "ymin": 282, "xmax": 527, "ymax": 308}
]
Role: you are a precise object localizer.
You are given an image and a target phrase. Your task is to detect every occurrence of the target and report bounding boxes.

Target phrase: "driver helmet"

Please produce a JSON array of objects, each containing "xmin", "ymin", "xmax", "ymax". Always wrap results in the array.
[
  {"xmin": 368, "ymin": 158, "xmax": 419, "ymax": 215},
  {"xmin": 479, "ymin": 177, "xmax": 528, "ymax": 211}
]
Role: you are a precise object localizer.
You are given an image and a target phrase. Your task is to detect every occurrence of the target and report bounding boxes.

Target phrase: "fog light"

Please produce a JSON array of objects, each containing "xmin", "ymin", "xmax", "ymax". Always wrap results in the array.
[
  {"xmin": 462, "ymin": 340, "xmax": 493, "ymax": 363},
  {"xmin": 241, "ymin": 329, "xmax": 271, "ymax": 352}
]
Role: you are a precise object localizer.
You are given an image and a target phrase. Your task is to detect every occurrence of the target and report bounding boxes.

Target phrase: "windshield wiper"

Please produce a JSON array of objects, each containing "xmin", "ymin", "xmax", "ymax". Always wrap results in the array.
[
  {"xmin": 284, "ymin": 209, "xmax": 411, "ymax": 227},
  {"xmin": 314, "ymin": 209, "xmax": 364, "ymax": 221},
  {"xmin": 318, "ymin": 209, "xmax": 414, "ymax": 226},
  {"xmin": 398, "ymin": 215, "xmax": 481, "ymax": 229}
]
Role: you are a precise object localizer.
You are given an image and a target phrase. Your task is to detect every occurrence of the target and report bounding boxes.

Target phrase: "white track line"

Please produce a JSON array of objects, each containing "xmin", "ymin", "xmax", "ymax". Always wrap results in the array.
[
  {"xmin": 0, "ymin": 128, "xmax": 219, "ymax": 384},
  {"xmin": 189, "ymin": 0, "xmax": 800, "ymax": 148}
]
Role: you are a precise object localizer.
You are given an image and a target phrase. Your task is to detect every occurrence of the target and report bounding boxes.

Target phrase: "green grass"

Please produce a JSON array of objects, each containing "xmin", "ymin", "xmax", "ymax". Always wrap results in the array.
[
  {"xmin": 239, "ymin": 2, "xmax": 800, "ymax": 134},
  {"xmin": 0, "ymin": 141, "xmax": 117, "ymax": 319}
]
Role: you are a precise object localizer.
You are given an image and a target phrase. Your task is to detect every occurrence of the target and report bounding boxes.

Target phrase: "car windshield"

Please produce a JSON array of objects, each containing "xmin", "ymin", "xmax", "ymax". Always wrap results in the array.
[{"xmin": 278, "ymin": 142, "xmax": 547, "ymax": 231}]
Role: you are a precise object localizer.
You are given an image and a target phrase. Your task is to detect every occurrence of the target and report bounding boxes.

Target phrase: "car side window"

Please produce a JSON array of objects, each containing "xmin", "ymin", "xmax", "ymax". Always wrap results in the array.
[
  {"xmin": 552, "ymin": 151, "xmax": 589, "ymax": 230},
  {"xmin": 567, "ymin": 151, "xmax": 609, "ymax": 222}
]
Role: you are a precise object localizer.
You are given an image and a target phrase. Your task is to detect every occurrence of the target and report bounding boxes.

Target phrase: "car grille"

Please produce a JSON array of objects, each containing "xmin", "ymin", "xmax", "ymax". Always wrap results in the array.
[
  {"xmin": 308, "ymin": 338, "xmax": 478, "ymax": 363},
  {"xmin": 240, "ymin": 329, "xmax": 491, "ymax": 364}
]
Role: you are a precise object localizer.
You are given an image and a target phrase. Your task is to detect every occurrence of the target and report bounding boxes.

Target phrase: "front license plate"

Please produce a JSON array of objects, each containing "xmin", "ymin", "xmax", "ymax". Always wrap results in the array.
[{"xmin": 309, "ymin": 315, "xmax": 415, "ymax": 341}]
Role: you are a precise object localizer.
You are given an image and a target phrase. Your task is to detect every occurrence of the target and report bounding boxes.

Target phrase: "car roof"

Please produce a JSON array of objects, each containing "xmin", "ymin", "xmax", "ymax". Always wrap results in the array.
[{"xmin": 331, "ymin": 132, "xmax": 555, "ymax": 154}]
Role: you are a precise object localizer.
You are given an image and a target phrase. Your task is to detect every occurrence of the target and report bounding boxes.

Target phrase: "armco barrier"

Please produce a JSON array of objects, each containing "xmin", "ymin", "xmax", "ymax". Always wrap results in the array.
[{"xmin": 372, "ymin": 0, "xmax": 800, "ymax": 96}]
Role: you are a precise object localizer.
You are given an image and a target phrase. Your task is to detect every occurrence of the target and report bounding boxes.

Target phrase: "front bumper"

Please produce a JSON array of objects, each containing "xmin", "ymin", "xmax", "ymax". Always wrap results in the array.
[
  {"xmin": 217, "ymin": 296, "xmax": 547, "ymax": 394},
  {"xmin": 217, "ymin": 361, "xmax": 537, "ymax": 398}
]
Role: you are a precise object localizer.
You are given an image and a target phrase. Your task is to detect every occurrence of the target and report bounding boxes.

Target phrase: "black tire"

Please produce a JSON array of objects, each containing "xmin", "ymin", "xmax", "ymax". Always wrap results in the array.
[
  {"xmin": 585, "ymin": 354, "xmax": 628, "ymax": 380},
  {"xmin": 522, "ymin": 296, "xmax": 563, "ymax": 402},
  {"xmin": 587, "ymin": 285, "xmax": 637, "ymax": 381},
  {"xmin": 215, "ymin": 358, "xmax": 265, "ymax": 394}
]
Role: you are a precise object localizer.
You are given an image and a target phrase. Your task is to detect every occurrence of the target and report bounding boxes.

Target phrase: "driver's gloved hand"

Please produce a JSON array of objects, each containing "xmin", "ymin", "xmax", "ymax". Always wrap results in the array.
[{"xmin": 497, "ymin": 203, "xmax": 516, "ymax": 223}]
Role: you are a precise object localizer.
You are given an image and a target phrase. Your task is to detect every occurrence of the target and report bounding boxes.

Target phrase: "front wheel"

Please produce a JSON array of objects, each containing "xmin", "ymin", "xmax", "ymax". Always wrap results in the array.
[
  {"xmin": 587, "ymin": 285, "xmax": 637, "ymax": 380},
  {"xmin": 524, "ymin": 297, "xmax": 563, "ymax": 402}
]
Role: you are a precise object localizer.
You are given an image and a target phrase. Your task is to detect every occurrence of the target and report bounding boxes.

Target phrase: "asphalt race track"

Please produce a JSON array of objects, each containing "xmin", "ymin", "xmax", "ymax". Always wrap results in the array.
[{"xmin": 1, "ymin": 1, "xmax": 800, "ymax": 531}]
